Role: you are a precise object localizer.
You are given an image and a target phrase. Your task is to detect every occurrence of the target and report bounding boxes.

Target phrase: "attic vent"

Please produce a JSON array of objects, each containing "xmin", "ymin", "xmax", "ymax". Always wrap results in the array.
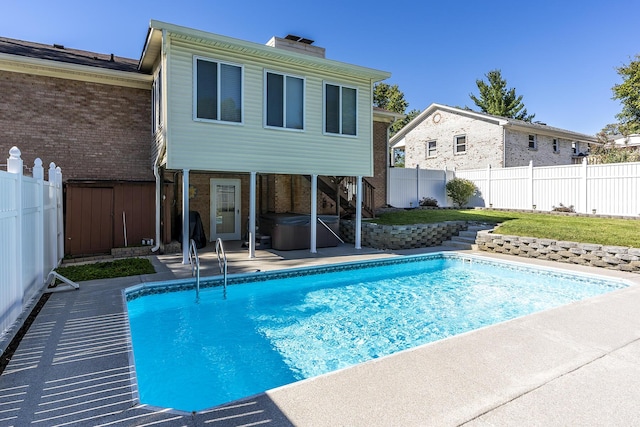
[
  {"xmin": 534, "ymin": 121, "xmax": 547, "ymax": 126},
  {"xmin": 53, "ymin": 43, "xmax": 65, "ymax": 49},
  {"xmin": 284, "ymin": 34, "xmax": 314, "ymax": 45}
]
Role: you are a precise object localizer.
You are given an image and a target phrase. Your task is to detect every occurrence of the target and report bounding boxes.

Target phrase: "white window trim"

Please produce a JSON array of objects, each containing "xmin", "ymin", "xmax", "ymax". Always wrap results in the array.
[
  {"xmin": 322, "ymin": 81, "xmax": 358, "ymax": 137},
  {"xmin": 528, "ymin": 134, "xmax": 538, "ymax": 150},
  {"xmin": 263, "ymin": 69, "xmax": 305, "ymax": 132},
  {"xmin": 193, "ymin": 55, "xmax": 244, "ymax": 125},
  {"xmin": 426, "ymin": 140, "xmax": 437, "ymax": 158},
  {"xmin": 454, "ymin": 134, "xmax": 467, "ymax": 155}
]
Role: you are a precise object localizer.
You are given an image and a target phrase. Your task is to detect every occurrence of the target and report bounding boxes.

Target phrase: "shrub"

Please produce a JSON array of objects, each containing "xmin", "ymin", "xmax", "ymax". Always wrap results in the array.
[
  {"xmin": 419, "ymin": 197, "xmax": 439, "ymax": 207},
  {"xmin": 445, "ymin": 178, "xmax": 477, "ymax": 208}
]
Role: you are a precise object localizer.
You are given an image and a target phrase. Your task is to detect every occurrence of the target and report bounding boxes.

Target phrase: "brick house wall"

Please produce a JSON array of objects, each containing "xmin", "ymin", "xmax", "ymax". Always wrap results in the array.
[
  {"xmin": 404, "ymin": 109, "xmax": 504, "ymax": 170},
  {"xmin": 0, "ymin": 70, "xmax": 152, "ymax": 181},
  {"xmin": 504, "ymin": 129, "xmax": 586, "ymax": 167}
]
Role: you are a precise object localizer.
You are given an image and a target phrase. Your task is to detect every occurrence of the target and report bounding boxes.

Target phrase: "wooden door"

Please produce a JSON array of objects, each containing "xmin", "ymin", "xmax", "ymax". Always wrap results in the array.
[{"xmin": 66, "ymin": 186, "xmax": 113, "ymax": 256}]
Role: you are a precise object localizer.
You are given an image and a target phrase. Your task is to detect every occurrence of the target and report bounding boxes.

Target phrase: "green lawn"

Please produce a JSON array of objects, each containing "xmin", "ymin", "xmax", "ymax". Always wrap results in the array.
[
  {"xmin": 55, "ymin": 258, "xmax": 155, "ymax": 282},
  {"xmin": 374, "ymin": 209, "xmax": 640, "ymax": 248}
]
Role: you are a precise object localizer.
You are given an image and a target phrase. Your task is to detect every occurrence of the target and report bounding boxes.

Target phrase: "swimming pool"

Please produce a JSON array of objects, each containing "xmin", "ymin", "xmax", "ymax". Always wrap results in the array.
[{"xmin": 125, "ymin": 253, "xmax": 627, "ymax": 412}]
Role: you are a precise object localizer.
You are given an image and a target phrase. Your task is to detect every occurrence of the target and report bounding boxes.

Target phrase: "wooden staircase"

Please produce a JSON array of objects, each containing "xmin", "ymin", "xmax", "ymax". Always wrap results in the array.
[{"xmin": 308, "ymin": 175, "xmax": 375, "ymax": 218}]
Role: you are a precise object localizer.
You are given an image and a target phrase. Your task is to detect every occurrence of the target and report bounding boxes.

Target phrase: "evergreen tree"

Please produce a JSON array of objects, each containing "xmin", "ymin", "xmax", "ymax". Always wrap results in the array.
[
  {"xmin": 470, "ymin": 69, "xmax": 535, "ymax": 121},
  {"xmin": 373, "ymin": 83, "xmax": 420, "ymax": 135}
]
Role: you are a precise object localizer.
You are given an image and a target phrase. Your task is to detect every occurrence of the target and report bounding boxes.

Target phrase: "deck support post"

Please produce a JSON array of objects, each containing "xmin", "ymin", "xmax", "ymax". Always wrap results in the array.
[
  {"xmin": 182, "ymin": 169, "xmax": 190, "ymax": 264},
  {"xmin": 310, "ymin": 174, "xmax": 318, "ymax": 254}
]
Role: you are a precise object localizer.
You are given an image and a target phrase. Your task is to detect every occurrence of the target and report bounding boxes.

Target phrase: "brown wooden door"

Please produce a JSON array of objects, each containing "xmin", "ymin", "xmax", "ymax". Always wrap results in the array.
[{"xmin": 66, "ymin": 186, "xmax": 113, "ymax": 256}]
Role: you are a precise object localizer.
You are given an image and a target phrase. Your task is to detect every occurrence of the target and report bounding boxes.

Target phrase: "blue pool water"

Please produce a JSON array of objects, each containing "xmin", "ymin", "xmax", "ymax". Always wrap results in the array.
[{"xmin": 126, "ymin": 253, "xmax": 626, "ymax": 412}]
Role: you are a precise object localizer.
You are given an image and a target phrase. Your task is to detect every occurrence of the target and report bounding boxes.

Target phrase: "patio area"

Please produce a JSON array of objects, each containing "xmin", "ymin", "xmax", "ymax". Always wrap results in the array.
[{"xmin": 1, "ymin": 243, "xmax": 640, "ymax": 426}]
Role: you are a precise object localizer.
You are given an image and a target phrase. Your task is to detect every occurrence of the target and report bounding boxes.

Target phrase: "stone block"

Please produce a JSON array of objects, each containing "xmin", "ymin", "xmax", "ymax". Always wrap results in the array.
[{"xmin": 602, "ymin": 246, "xmax": 629, "ymax": 255}]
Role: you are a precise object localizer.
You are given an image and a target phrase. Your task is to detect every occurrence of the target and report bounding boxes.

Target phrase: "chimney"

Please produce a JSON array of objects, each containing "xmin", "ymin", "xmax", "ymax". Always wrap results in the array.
[{"xmin": 266, "ymin": 34, "xmax": 325, "ymax": 58}]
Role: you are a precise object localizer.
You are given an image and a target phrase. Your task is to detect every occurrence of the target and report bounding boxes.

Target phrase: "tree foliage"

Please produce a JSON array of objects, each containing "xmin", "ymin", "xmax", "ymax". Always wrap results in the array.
[
  {"xmin": 373, "ymin": 83, "xmax": 408, "ymax": 113},
  {"xmin": 612, "ymin": 54, "xmax": 640, "ymax": 135},
  {"xmin": 445, "ymin": 178, "xmax": 477, "ymax": 208},
  {"xmin": 469, "ymin": 69, "xmax": 535, "ymax": 122},
  {"xmin": 373, "ymin": 83, "xmax": 420, "ymax": 136}
]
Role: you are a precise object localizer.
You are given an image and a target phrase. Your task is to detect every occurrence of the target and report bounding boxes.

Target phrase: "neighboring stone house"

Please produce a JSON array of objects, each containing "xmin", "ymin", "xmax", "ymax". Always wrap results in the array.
[
  {"xmin": 0, "ymin": 27, "xmax": 398, "ymax": 256},
  {"xmin": 390, "ymin": 103, "xmax": 598, "ymax": 170}
]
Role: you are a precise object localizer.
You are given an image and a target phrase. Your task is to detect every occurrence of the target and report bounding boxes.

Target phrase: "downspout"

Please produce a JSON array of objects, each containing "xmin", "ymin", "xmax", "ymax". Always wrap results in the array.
[
  {"xmin": 151, "ymin": 143, "xmax": 164, "ymax": 253},
  {"xmin": 502, "ymin": 126, "xmax": 507, "ymax": 167}
]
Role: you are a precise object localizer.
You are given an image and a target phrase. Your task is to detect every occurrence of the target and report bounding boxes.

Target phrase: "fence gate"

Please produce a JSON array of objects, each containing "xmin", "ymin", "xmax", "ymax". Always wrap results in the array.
[{"xmin": 65, "ymin": 186, "xmax": 114, "ymax": 256}]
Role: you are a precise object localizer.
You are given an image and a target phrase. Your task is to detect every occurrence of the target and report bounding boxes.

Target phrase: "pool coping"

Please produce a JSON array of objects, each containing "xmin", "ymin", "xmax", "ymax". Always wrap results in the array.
[{"xmin": 2, "ymin": 245, "xmax": 640, "ymax": 426}]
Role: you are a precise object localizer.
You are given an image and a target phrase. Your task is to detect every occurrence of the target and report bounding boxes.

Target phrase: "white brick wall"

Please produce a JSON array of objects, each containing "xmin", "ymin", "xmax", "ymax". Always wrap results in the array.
[
  {"xmin": 404, "ymin": 109, "xmax": 504, "ymax": 169},
  {"xmin": 403, "ymin": 107, "xmax": 591, "ymax": 170}
]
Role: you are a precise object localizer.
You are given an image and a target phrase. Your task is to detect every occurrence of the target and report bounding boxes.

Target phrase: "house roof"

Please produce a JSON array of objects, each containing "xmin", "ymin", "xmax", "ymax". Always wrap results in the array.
[
  {"xmin": 139, "ymin": 20, "xmax": 391, "ymax": 82},
  {"xmin": 0, "ymin": 37, "xmax": 151, "ymax": 89},
  {"xmin": 373, "ymin": 106, "xmax": 405, "ymax": 123},
  {"xmin": 0, "ymin": 37, "xmax": 140, "ymax": 72},
  {"xmin": 389, "ymin": 103, "xmax": 599, "ymax": 145}
]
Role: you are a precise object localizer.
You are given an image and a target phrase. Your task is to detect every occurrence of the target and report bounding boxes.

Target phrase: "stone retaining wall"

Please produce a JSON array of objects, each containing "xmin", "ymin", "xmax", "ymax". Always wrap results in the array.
[
  {"xmin": 476, "ymin": 230, "xmax": 640, "ymax": 273},
  {"xmin": 340, "ymin": 220, "xmax": 467, "ymax": 250}
]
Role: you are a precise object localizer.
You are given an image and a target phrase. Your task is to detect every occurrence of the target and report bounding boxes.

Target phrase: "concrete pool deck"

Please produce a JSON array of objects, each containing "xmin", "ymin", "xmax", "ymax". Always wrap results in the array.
[{"xmin": 1, "ymin": 243, "xmax": 640, "ymax": 426}]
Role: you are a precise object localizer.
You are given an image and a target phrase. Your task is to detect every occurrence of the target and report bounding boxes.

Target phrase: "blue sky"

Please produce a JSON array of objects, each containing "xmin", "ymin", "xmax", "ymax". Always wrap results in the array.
[{"xmin": 2, "ymin": 0, "xmax": 638, "ymax": 135}]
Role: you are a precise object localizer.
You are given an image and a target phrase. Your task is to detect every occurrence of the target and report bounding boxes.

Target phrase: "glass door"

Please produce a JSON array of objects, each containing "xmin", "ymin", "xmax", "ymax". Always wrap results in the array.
[{"xmin": 210, "ymin": 179, "xmax": 241, "ymax": 241}]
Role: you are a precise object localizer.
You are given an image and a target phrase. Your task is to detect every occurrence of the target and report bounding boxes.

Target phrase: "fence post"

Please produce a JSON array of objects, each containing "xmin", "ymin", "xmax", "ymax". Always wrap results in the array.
[
  {"xmin": 7, "ymin": 147, "xmax": 24, "ymax": 296},
  {"xmin": 33, "ymin": 158, "xmax": 44, "ymax": 287},
  {"xmin": 581, "ymin": 157, "xmax": 588, "ymax": 214},
  {"xmin": 486, "ymin": 164, "xmax": 492, "ymax": 208},
  {"xmin": 56, "ymin": 166, "xmax": 63, "ymax": 263},
  {"xmin": 415, "ymin": 164, "xmax": 420, "ymax": 208},
  {"xmin": 529, "ymin": 160, "xmax": 534, "ymax": 210}
]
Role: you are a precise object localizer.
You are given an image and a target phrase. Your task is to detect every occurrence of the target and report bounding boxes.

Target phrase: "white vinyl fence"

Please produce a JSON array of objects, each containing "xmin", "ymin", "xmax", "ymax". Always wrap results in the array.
[
  {"xmin": 389, "ymin": 159, "xmax": 640, "ymax": 217},
  {"xmin": 1, "ymin": 147, "xmax": 63, "ymax": 340}
]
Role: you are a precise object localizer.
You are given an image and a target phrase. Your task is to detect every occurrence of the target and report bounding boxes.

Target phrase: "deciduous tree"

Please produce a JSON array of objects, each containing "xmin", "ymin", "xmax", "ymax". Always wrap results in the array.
[{"xmin": 612, "ymin": 54, "xmax": 640, "ymax": 135}]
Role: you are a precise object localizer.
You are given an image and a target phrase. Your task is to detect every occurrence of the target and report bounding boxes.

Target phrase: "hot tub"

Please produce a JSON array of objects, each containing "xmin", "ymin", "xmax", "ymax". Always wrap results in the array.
[{"xmin": 260, "ymin": 213, "xmax": 340, "ymax": 250}]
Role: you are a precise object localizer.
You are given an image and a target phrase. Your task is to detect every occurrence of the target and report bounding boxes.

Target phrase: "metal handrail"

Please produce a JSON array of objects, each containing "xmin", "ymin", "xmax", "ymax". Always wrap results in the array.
[
  {"xmin": 317, "ymin": 217, "xmax": 344, "ymax": 244},
  {"xmin": 188, "ymin": 239, "xmax": 200, "ymax": 300},
  {"xmin": 215, "ymin": 238, "xmax": 228, "ymax": 297}
]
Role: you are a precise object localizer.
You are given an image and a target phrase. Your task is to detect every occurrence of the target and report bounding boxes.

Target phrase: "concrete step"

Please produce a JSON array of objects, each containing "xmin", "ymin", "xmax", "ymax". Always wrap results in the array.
[{"xmin": 441, "ymin": 224, "xmax": 494, "ymax": 250}]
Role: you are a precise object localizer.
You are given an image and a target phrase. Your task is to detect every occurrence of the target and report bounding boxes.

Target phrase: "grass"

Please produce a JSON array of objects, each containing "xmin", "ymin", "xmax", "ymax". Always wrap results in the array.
[
  {"xmin": 374, "ymin": 209, "xmax": 640, "ymax": 248},
  {"xmin": 55, "ymin": 258, "xmax": 155, "ymax": 282}
]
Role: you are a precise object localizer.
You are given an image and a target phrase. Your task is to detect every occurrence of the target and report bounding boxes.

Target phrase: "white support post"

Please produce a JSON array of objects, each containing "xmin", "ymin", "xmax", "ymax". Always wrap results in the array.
[
  {"xmin": 8, "ymin": 147, "xmax": 24, "ymax": 294},
  {"xmin": 355, "ymin": 176, "xmax": 363, "ymax": 250},
  {"xmin": 182, "ymin": 169, "xmax": 190, "ymax": 264},
  {"xmin": 248, "ymin": 171, "xmax": 256, "ymax": 259},
  {"xmin": 310, "ymin": 174, "xmax": 318, "ymax": 254}
]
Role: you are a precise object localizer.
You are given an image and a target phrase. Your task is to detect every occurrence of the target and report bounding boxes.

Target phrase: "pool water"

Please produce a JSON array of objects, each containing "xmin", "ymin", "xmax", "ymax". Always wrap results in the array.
[{"xmin": 126, "ymin": 254, "xmax": 626, "ymax": 411}]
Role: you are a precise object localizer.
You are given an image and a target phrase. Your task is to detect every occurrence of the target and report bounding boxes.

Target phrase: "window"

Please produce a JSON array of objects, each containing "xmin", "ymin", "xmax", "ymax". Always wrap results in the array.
[
  {"xmin": 426, "ymin": 140, "xmax": 437, "ymax": 158},
  {"xmin": 552, "ymin": 138, "xmax": 559, "ymax": 153},
  {"xmin": 194, "ymin": 57, "xmax": 242, "ymax": 123},
  {"xmin": 572, "ymin": 142, "xmax": 577, "ymax": 154},
  {"xmin": 265, "ymin": 71, "xmax": 304, "ymax": 130},
  {"xmin": 152, "ymin": 68, "xmax": 162, "ymax": 134},
  {"xmin": 528, "ymin": 134, "xmax": 537, "ymax": 149},
  {"xmin": 324, "ymin": 82, "xmax": 357, "ymax": 136},
  {"xmin": 455, "ymin": 135, "xmax": 466, "ymax": 154}
]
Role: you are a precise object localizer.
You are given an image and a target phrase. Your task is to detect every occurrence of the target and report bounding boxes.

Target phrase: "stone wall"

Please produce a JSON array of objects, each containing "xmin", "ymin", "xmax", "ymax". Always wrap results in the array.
[
  {"xmin": 476, "ymin": 230, "xmax": 640, "ymax": 273},
  {"xmin": 340, "ymin": 220, "xmax": 467, "ymax": 250}
]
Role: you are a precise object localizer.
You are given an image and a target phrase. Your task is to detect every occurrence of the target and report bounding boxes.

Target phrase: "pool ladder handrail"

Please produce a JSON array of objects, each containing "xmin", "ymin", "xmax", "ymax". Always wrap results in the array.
[
  {"xmin": 188, "ymin": 239, "xmax": 201, "ymax": 299},
  {"xmin": 215, "ymin": 238, "xmax": 228, "ymax": 297}
]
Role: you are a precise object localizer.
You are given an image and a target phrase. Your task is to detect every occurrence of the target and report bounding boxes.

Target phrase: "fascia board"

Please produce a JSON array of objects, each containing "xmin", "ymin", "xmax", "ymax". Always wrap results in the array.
[{"xmin": 0, "ymin": 52, "xmax": 152, "ymax": 89}]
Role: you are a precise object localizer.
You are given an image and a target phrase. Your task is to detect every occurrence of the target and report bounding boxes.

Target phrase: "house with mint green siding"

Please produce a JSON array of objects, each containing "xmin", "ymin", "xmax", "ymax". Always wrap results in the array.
[{"xmin": 138, "ymin": 21, "xmax": 394, "ymax": 260}]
